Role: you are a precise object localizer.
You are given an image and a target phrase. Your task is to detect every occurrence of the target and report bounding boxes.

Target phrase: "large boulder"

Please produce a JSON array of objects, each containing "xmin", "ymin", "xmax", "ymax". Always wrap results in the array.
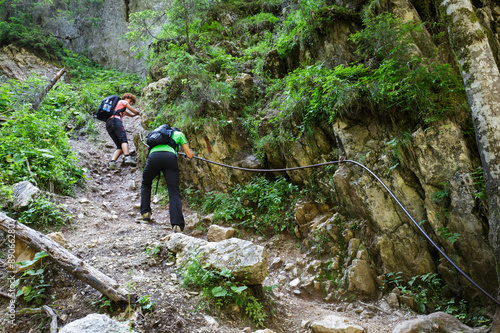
[
  {"xmin": 310, "ymin": 314, "xmax": 365, "ymax": 333},
  {"xmin": 392, "ymin": 312, "xmax": 486, "ymax": 333},
  {"xmin": 12, "ymin": 181, "xmax": 40, "ymax": 212},
  {"xmin": 59, "ymin": 313, "xmax": 135, "ymax": 333},
  {"xmin": 165, "ymin": 233, "xmax": 269, "ymax": 284}
]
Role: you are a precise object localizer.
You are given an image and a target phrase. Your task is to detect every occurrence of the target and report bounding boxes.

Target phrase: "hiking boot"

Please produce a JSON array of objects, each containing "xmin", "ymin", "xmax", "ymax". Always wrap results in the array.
[
  {"xmin": 124, "ymin": 156, "xmax": 137, "ymax": 166},
  {"xmin": 136, "ymin": 212, "xmax": 151, "ymax": 224},
  {"xmin": 172, "ymin": 225, "xmax": 182, "ymax": 233},
  {"xmin": 107, "ymin": 161, "xmax": 119, "ymax": 171}
]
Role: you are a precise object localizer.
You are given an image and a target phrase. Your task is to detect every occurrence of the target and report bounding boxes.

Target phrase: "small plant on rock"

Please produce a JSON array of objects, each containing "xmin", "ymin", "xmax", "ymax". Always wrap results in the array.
[{"xmin": 180, "ymin": 253, "xmax": 269, "ymax": 327}]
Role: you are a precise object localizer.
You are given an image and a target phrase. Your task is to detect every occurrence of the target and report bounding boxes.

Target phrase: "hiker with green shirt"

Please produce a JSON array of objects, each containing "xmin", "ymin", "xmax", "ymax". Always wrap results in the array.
[{"xmin": 136, "ymin": 126, "xmax": 193, "ymax": 233}]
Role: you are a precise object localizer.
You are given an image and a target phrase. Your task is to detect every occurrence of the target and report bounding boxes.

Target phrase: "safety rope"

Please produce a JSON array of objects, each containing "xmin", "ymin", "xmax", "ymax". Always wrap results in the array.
[
  {"xmin": 179, "ymin": 153, "xmax": 500, "ymax": 306},
  {"xmin": 139, "ymin": 131, "xmax": 499, "ymax": 306}
]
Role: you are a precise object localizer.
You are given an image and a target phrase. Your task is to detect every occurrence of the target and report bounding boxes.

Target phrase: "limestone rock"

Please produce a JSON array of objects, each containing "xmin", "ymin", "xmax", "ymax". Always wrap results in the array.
[
  {"xmin": 310, "ymin": 315, "xmax": 365, "ymax": 333},
  {"xmin": 59, "ymin": 313, "xmax": 135, "ymax": 333},
  {"xmin": 345, "ymin": 259, "xmax": 376, "ymax": 297},
  {"xmin": 207, "ymin": 225, "xmax": 235, "ymax": 242},
  {"xmin": 12, "ymin": 181, "xmax": 40, "ymax": 211},
  {"xmin": 0, "ymin": 45, "xmax": 60, "ymax": 80},
  {"xmin": 165, "ymin": 233, "xmax": 269, "ymax": 284},
  {"xmin": 392, "ymin": 312, "xmax": 485, "ymax": 333}
]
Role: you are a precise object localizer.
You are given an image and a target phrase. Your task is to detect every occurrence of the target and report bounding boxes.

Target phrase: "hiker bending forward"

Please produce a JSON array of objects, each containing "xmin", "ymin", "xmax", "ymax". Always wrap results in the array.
[
  {"xmin": 106, "ymin": 93, "xmax": 140, "ymax": 170},
  {"xmin": 136, "ymin": 127, "xmax": 193, "ymax": 232}
]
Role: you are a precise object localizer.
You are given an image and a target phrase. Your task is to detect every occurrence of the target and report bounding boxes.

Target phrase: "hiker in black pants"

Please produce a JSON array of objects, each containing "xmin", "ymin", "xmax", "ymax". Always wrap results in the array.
[
  {"xmin": 106, "ymin": 93, "xmax": 140, "ymax": 170},
  {"xmin": 136, "ymin": 128, "xmax": 193, "ymax": 233}
]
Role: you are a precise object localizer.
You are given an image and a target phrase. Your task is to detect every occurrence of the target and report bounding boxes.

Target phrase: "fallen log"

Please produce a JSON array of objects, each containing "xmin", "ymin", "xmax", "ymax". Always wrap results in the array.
[
  {"xmin": 15, "ymin": 306, "xmax": 58, "ymax": 333},
  {"xmin": 30, "ymin": 67, "xmax": 66, "ymax": 111},
  {"xmin": 0, "ymin": 212, "xmax": 131, "ymax": 303}
]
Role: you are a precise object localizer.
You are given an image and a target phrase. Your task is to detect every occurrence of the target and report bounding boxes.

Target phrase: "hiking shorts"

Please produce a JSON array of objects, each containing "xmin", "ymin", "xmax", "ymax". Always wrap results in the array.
[{"xmin": 106, "ymin": 117, "xmax": 128, "ymax": 149}]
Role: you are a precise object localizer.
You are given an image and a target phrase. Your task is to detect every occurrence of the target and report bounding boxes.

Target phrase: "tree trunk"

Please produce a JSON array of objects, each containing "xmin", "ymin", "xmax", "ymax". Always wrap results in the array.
[
  {"xmin": 30, "ymin": 67, "xmax": 66, "ymax": 111},
  {"xmin": 0, "ymin": 213, "xmax": 132, "ymax": 303},
  {"xmin": 438, "ymin": 0, "xmax": 500, "ymax": 329}
]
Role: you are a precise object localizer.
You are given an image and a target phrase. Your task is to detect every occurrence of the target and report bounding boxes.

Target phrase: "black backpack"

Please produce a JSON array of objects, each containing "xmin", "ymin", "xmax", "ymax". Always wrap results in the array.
[
  {"xmin": 146, "ymin": 125, "xmax": 180, "ymax": 150},
  {"xmin": 95, "ymin": 95, "xmax": 126, "ymax": 121}
]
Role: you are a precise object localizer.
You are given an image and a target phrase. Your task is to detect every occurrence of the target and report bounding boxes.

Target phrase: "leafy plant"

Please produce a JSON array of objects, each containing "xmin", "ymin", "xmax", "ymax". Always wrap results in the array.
[
  {"xmin": 144, "ymin": 243, "xmax": 161, "ymax": 260},
  {"xmin": 15, "ymin": 251, "xmax": 50, "ymax": 305},
  {"xmin": 201, "ymin": 176, "xmax": 299, "ymax": 234},
  {"xmin": 137, "ymin": 295, "xmax": 155, "ymax": 312},
  {"xmin": 181, "ymin": 253, "xmax": 268, "ymax": 327},
  {"xmin": 407, "ymin": 273, "xmax": 443, "ymax": 313},
  {"xmin": 92, "ymin": 296, "xmax": 114, "ymax": 313},
  {"xmin": 16, "ymin": 195, "xmax": 72, "ymax": 231},
  {"xmin": 437, "ymin": 226, "xmax": 461, "ymax": 244}
]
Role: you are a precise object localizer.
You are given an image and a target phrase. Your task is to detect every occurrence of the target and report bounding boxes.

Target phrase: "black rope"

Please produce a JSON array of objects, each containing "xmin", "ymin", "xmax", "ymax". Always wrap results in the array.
[{"xmin": 181, "ymin": 153, "xmax": 500, "ymax": 306}]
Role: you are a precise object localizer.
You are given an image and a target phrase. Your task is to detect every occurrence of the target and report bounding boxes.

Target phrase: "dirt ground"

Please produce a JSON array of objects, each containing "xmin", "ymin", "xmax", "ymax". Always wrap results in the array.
[{"xmin": 0, "ymin": 115, "xmax": 422, "ymax": 332}]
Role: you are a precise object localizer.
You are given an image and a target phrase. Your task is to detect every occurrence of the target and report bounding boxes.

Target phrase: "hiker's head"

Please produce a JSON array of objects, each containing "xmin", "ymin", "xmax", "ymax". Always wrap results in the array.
[{"xmin": 122, "ymin": 93, "xmax": 136, "ymax": 105}]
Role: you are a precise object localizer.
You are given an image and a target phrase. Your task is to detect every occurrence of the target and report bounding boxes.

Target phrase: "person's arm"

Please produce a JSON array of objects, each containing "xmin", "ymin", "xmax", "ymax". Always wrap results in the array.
[
  {"xmin": 125, "ymin": 103, "xmax": 139, "ymax": 117},
  {"xmin": 182, "ymin": 143, "xmax": 194, "ymax": 159}
]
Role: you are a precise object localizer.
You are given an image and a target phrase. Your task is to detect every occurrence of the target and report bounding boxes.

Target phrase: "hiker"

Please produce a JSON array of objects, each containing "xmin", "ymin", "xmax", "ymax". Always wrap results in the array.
[
  {"xmin": 136, "ymin": 126, "xmax": 194, "ymax": 233},
  {"xmin": 106, "ymin": 93, "xmax": 140, "ymax": 170}
]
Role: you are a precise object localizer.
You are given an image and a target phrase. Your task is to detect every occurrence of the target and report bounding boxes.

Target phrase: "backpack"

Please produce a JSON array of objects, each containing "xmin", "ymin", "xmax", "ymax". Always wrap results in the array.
[
  {"xmin": 95, "ymin": 95, "xmax": 125, "ymax": 121},
  {"xmin": 146, "ymin": 124, "xmax": 180, "ymax": 150}
]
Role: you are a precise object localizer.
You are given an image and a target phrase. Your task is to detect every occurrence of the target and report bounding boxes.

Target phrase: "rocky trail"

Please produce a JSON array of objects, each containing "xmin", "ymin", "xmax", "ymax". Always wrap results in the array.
[{"xmin": 4, "ymin": 115, "xmax": 431, "ymax": 332}]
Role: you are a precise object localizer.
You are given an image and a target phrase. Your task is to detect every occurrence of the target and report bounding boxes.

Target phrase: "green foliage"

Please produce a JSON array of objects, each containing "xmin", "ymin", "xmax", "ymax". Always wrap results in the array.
[
  {"xmin": 0, "ymin": 103, "xmax": 85, "ymax": 195},
  {"xmin": 381, "ymin": 271, "xmax": 488, "ymax": 326},
  {"xmin": 437, "ymin": 226, "xmax": 461, "ymax": 244},
  {"xmin": 144, "ymin": 243, "xmax": 161, "ymax": 260},
  {"xmin": 407, "ymin": 273, "xmax": 443, "ymax": 313},
  {"xmin": 309, "ymin": 229, "xmax": 331, "ymax": 257},
  {"xmin": 233, "ymin": 12, "xmax": 279, "ymax": 35},
  {"xmin": 15, "ymin": 195, "xmax": 71, "ymax": 231},
  {"xmin": 15, "ymin": 251, "xmax": 50, "ymax": 305},
  {"xmin": 136, "ymin": 295, "xmax": 155, "ymax": 312},
  {"xmin": 271, "ymin": 63, "xmax": 368, "ymax": 140},
  {"xmin": 92, "ymin": 296, "xmax": 114, "ymax": 313},
  {"xmin": 381, "ymin": 271, "xmax": 404, "ymax": 291},
  {"xmin": 265, "ymin": 12, "xmax": 466, "ymax": 145},
  {"xmin": 470, "ymin": 167, "xmax": 488, "ymax": 216},
  {"xmin": 201, "ymin": 176, "xmax": 299, "ymax": 234},
  {"xmin": 444, "ymin": 299, "xmax": 491, "ymax": 327},
  {"xmin": 181, "ymin": 253, "xmax": 268, "ymax": 327}
]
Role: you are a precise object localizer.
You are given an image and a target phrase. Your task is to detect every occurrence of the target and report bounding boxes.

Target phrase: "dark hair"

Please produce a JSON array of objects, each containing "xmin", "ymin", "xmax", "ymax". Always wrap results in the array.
[{"xmin": 122, "ymin": 93, "xmax": 136, "ymax": 104}]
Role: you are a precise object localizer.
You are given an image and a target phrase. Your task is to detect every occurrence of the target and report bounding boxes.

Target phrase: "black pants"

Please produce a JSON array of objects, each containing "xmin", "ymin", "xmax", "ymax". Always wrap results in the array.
[
  {"xmin": 140, "ymin": 151, "xmax": 184, "ymax": 230},
  {"xmin": 106, "ymin": 117, "xmax": 128, "ymax": 149}
]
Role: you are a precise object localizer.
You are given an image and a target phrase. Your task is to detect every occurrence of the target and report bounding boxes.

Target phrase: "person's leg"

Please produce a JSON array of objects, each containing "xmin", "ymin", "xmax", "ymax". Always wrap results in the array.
[
  {"xmin": 163, "ymin": 153, "xmax": 184, "ymax": 230},
  {"xmin": 121, "ymin": 142, "xmax": 129, "ymax": 155},
  {"xmin": 140, "ymin": 152, "xmax": 162, "ymax": 216},
  {"xmin": 111, "ymin": 148, "xmax": 123, "ymax": 161},
  {"xmin": 106, "ymin": 119, "xmax": 123, "ymax": 170}
]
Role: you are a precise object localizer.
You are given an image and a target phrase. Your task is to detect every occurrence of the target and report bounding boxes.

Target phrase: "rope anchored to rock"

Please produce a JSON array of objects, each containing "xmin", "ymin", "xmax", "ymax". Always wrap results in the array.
[
  {"xmin": 180, "ymin": 153, "xmax": 500, "ymax": 307},
  {"xmin": 139, "ymin": 131, "xmax": 499, "ymax": 306}
]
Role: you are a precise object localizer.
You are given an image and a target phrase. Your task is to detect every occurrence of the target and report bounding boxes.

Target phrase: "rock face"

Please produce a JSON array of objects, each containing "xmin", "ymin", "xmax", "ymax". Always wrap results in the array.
[
  {"xmin": 165, "ymin": 233, "xmax": 269, "ymax": 284},
  {"xmin": 0, "ymin": 45, "xmax": 61, "ymax": 80}
]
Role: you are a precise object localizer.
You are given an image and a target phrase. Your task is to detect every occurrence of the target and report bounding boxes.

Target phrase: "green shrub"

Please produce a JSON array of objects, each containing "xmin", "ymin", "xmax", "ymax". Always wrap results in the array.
[
  {"xmin": 0, "ymin": 108, "xmax": 85, "ymax": 195},
  {"xmin": 181, "ymin": 253, "xmax": 268, "ymax": 327},
  {"xmin": 16, "ymin": 195, "xmax": 72, "ymax": 231},
  {"xmin": 201, "ymin": 176, "xmax": 298, "ymax": 234}
]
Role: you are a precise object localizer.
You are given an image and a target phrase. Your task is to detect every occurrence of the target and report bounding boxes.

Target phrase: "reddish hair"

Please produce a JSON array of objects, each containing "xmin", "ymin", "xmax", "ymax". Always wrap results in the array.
[{"xmin": 122, "ymin": 93, "xmax": 136, "ymax": 105}]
